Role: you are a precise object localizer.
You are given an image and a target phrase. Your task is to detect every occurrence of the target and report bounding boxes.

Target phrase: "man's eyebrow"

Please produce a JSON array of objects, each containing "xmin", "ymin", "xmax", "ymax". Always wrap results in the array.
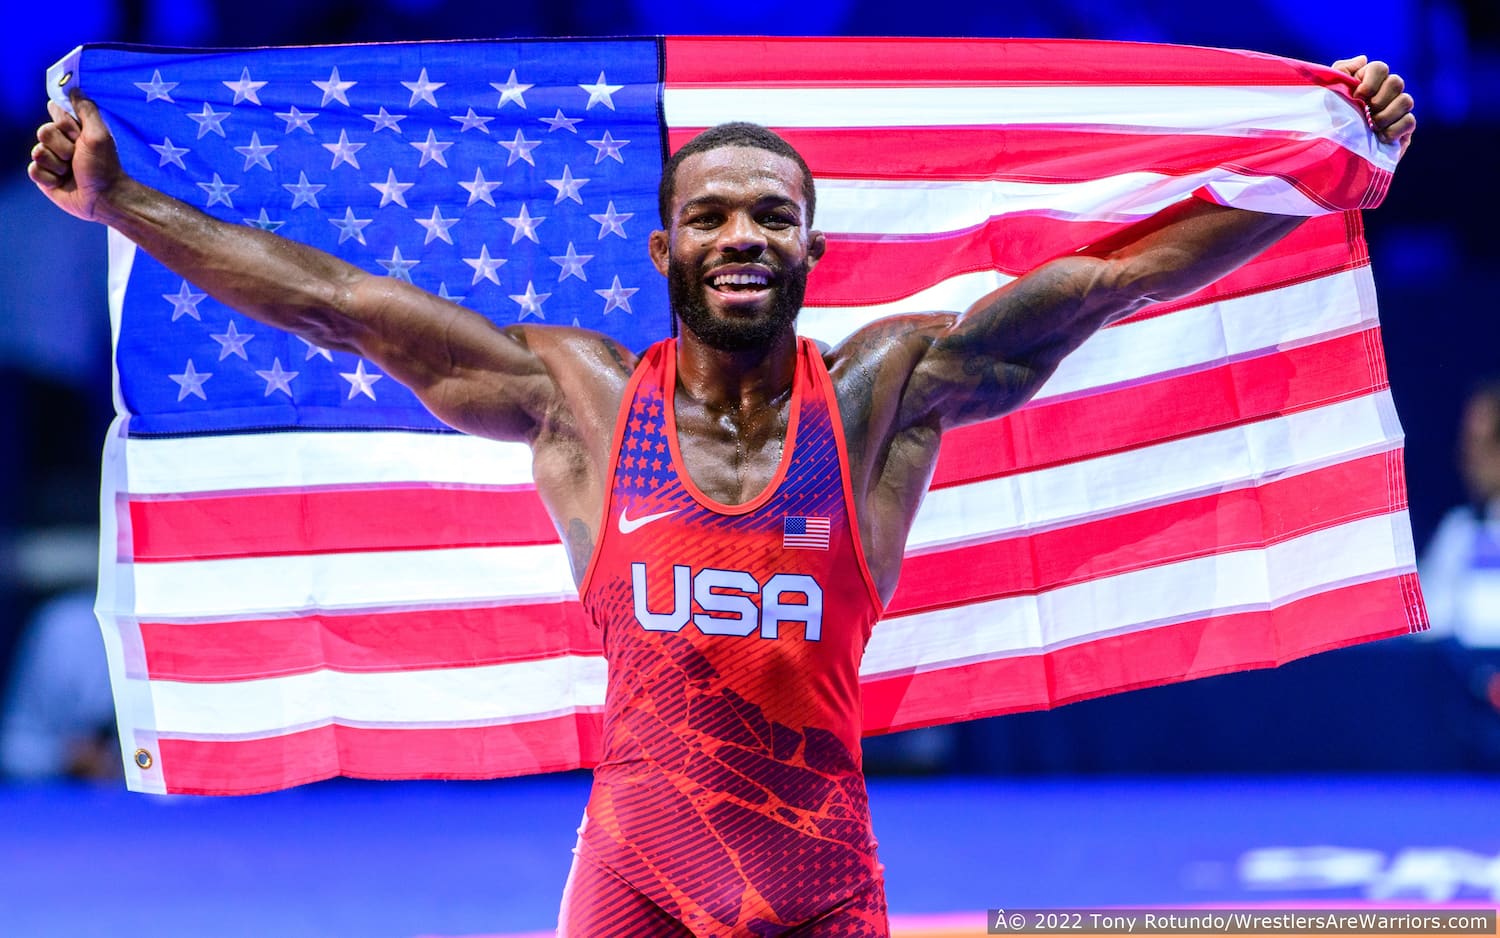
[{"xmin": 678, "ymin": 194, "xmax": 800, "ymax": 214}]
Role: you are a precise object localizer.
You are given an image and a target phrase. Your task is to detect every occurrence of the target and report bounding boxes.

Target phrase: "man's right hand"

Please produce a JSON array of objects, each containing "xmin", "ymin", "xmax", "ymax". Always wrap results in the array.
[{"xmin": 29, "ymin": 93, "xmax": 124, "ymax": 223}]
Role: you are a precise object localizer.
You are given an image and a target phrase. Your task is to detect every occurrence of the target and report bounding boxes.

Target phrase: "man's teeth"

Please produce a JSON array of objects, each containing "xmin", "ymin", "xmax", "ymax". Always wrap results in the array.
[{"xmin": 711, "ymin": 273, "xmax": 769, "ymax": 289}]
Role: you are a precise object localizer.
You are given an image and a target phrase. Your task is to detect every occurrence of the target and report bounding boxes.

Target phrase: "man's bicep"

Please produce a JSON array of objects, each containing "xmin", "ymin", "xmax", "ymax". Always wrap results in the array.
[{"xmin": 899, "ymin": 257, "xmax": 1116, "ymax": 430}]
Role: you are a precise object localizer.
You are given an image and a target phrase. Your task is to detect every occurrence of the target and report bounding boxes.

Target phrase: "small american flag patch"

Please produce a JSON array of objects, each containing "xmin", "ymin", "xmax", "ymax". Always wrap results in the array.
[{"xmin": 783, "ymin": 516, "xmax": 831, "ymax": 550}]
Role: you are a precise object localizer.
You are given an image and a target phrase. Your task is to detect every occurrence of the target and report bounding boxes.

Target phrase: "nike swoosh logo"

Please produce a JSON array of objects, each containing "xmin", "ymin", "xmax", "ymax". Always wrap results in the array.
[{"xmin": 618, "ymin": 507, "xmax": 680, "ymax": 535}]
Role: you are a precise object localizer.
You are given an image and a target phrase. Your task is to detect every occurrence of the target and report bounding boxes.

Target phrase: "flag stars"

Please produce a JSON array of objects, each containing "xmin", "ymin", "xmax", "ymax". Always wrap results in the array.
[
  {"xmin": 498, "ymin": 129, "xmax": 541, "ymax": 167},
  {"xmin": 169, "ymin": 360, "xmax": 212, "ymax": 401},
  {"xmin": 323, "ymin": 130, "xmax": 365, "ymax": 169},
  {"xmin": 301, "ymin": 337, "xmax": 333, "ymax": 361},
  {"xmin": 363, "ymin": 107, "xmax": 407, "ymax": 133},
  {"xmin": 410, "ymin": 130, "xmax": 455, "ymax": 168},
  {"xmin": 329, "ymin": 206, "xmax": 373, "ymax": 244},
  {"xmin": 436, "ymin": 282, "xmax": 465, "ymax": 305},
  {"xmin": 540, "ymin": 109, "xmax": 581, "ymax": 133},
  {"xmin": 188, "ymin": 102, "xmax": 230, "ymax": 138},
  {"xmin": 595, "ymin": 276, "xmax": 639, "ymax": 314},
  {"xmin": 313, "ymin": 67, "xmax": 357, "ymax": 106},
  {"xmin": 276, "ymin": 105, "xmax": 318, "ymax": 134},
  {"xmin": 197, "ymin": 173, "xmax": 238, "ymax": 208},
  {"xmin": 282, "ymin": 171, "xmax": 325, "ymax": 209},
  {"xmin": 415, "ymin": 206, "xmax": 459, "ymax": 245},
  {"xmin": 163, "ymin": 281, "xmax": 207, "ymax": 321},
  {"xmin": 463, "ymin": 245, "xmax": 507, "ymax": 286},
  {"xmin": 579, "ymin": 72, "xmax": 624, "ymax": 110},
  {"xmin": 504, "ymin": 203, "xmax": 545, "ymax": 244},
  {"xmin": 377, "ymin": 246, "xmax": 420, "ymax": 283},
  {"xmin": 546, "ymin": 165, "xmax": 588, "ymax": 204},
  {"xmin": 459, "ymin": 167, "xmax": 501, "ymax": 206},
  {"xmin": 255, "ymin": 358, "xmax": 298, "ymax": 397},
  {"xmin": 243, "ymin": 208, "xmax": 285, "ymax": 232},
  {"xmin": 451, "ymin": 108, "xmax": 493, "ymax": 133},
  {"xmin": 550, "ymin": 242, "xmax": 593, "ymax": 282},
  {"xmin": 509, "ymin": 281, "xmax": 551, "ymax": 321},
  {"xmin": 491, "ymin": 69, "xmax": 533, "ymax": 108},
  {"xmin": 340, "ymin": 360, "xmax": 384, "ymax": 400},
  {"xmin": 134, "ymin": 70, "xmax": 178, "ymax": 103},
  {"xmin": 587, "ymin": 131, "xmax": 629, "ymax": 164},
  {"xmin": 222, "ymin": 68, "xmax": 268, "ymax": 105},
  {"xmin": 210, "ymin": 320, "xmax": 255, "ymax": 360},
  {"xmin": 370, "ymin": 168, "xmax": 415, "ymax": 208},
  {"xmin": 234, "ymin": 132, "xmax": 277, "ymax": 171},
  {"xmin": 590, "ymin": 201, "xmax": 632, "ymax": 239},
  {"xmin": 151, "ymin": 137, "xmax": 189, "ymax": 169},
  {"xmin": 401, "ymin": 68, "xmax": 444, "ymax": 107}
]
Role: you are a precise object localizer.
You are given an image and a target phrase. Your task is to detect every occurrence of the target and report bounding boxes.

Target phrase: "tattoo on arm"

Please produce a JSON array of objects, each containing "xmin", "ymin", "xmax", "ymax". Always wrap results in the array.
[
  {"xmin": 565, "ymin": 517, "xmax": 595, "ymax": 580},
  {"xmin": 599, "ymin": 339, "xmax": 632, "ymax": 379}
]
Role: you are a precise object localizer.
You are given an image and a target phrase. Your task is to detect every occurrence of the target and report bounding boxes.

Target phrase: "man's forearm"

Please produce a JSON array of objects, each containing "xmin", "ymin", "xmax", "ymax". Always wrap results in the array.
[{"xmin": 97, "ymin": 177, "xmax": 370, "ymax": 353}]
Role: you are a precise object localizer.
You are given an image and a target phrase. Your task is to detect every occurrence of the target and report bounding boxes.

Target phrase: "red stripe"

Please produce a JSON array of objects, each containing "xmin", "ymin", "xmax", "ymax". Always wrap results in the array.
[
  {"xmin": 128, "ymin": 484, "xmax": 556, "ymax": 562},
  {"xmin": 891, "ymin": 450, "xmax": 1406, "ymax": 616},
  {"xmin": 140, "ymin": 600, "xmax": 599, "ymax": 682},
  {"xmin": 931, "ymin": 327, "xmax": 1387, "ymax": 488},
  {"xmin": 138, "ymin": 453, "xmax": 1399, "ymax": 683},
  {"xmin": 154, "ymin": 711, "xmax": 604, "ymax": 796},
  {"xmin": 664, "ymin": 37, "xmax": 1357, "ymax": 90},
  {"xmin": 807, "ymin": 211, "xmax": 1360, "ymax": 308},
  {"xmin": 667, "ymin": 127, "xmax": 1385, "ymax": 206},
  {"xmin": 862, "ymin": 573, "xmax": 1424, "ymax": 734},
  {"xmin": 125, "ymin": 329, "xmax": 1384, "ymax": 563}
]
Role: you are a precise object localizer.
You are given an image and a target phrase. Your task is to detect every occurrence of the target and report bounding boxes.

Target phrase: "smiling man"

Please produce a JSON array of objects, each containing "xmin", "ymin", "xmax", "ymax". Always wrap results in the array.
[{"xmin": 30, "ymin": 55, "xmax": 1412, "ymax": 936}]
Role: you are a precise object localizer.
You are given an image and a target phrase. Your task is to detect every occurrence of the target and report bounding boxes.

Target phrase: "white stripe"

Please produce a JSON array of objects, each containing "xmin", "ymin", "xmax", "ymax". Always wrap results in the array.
[
  {"xmin": 906, "ymin": 391, "xmax": 1402, "ymax": 552},
  {"xmin": 861, "ymin": 511, "xmax": 1417, "ymax": 678},
  {"xmin": 801, "ymin": 268, "xmax": 1375, "ymax": 392},
  {"xmin": 123, "ymin": 430, "xmax": 532, "ymax": 495},
  {"xmin": 127, "ymin": 543, "xmax": 574, "ymax": 619},
  {"xmin": 814, "ymin": 170, "xmax": 1328, "ymax": 238},
  {"xmin": 664, "ymin": 84, "xmax": 1396, "ymax": 171},
  {"xmin": 146, "ymin": 655, "xmax": 607, "ymax": 737}
]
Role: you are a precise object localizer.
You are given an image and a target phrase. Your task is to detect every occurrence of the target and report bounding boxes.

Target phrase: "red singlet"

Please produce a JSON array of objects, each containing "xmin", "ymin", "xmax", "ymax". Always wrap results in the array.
[{"xmin": 567, "ymin": 337, "xmax": 887, "ymax": 936}]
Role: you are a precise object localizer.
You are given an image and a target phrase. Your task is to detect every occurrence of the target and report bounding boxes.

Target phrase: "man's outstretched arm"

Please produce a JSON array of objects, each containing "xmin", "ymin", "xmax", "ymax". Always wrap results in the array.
[
  {"xmin": 885, "ymin": 56, "xmax": 1414, "ymax": 433},
  {"xmin": 28, "ymin": 94, "xmax": 633, "ymax": 442}
]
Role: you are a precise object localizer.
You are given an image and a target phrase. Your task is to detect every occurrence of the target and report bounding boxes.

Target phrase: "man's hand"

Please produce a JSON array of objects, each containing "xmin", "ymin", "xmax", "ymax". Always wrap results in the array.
[
  {"xmin": 28, "ymin": 93, "xmax": 124, "ymax": 223},
  {"xmin": 1332, "ymin": 55, "xmax": 1415, "ymax": 156}
]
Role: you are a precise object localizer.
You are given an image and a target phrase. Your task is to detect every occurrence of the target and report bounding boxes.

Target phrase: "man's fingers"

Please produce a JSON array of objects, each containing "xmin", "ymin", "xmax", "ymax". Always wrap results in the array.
[
  {"xmin": 1331, "ymin": 55, "xmax": 1368, "ymax": 76},
  {"xmin": 36, "ymin": 121, "xmax": 76, "ymax": 162},
  {"xmin": 1372, "ymin": 92, "xmax": 1415, "ymax": 130},
  {"xmin": 45, "ymin": 100, "xmax": 81, "ymax": 142},
  {"xmin": 1368, "ymin": 73, "xmax": 1406, "ymax": 112},
  {"xmin": 27, "ymin": 159, "xmax": 63, "ymax": 190},
  {"xmin": 29, "ymin": 141, "xmax": 69, "ymax": 178},
  {"xmin": 1354, "ymin": 59, "xmax": 1390, "ymax": 100},
  {"xmin": 1380, "ymin": 113, "xmax": 1416, "ymax": 147}
]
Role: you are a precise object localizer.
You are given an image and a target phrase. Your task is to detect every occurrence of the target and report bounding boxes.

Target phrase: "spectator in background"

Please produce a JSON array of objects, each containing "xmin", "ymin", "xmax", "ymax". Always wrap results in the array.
[
  {"xmin": 1418, "ymin": 380, "xmax": 1500, "ymax": 770},
  {"xmin": 0, "ymin": 590, "xmax": 118, "ymax": 781}
]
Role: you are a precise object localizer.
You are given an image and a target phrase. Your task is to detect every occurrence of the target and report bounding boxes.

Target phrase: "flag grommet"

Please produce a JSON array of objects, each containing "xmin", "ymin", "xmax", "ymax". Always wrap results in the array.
[{"xmin": 134, "ymin": 749, "xmax": 154, "ymax": 770}]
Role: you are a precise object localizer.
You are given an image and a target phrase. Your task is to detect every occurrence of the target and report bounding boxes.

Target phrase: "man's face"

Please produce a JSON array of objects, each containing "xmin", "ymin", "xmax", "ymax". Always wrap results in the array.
[{"xmin": 650, "ymin": 146, "xmax": 825, "ymax": 352}]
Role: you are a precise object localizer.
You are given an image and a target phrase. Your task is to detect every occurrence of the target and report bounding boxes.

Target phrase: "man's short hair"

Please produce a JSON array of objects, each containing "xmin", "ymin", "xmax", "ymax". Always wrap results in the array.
[{"xmin": 658, "ymin": 123, "xmax": 816, "ymax": 227}]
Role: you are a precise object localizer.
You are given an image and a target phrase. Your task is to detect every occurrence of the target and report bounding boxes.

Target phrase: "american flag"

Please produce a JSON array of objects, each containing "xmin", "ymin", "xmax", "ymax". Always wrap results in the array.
[
  {"xmin": 783, "ymin": 516, "xmax": 832, "ymax": 551},
  {"xmin": 57, "ymin": 37, "xmax": 1425, "ymax": 795}
]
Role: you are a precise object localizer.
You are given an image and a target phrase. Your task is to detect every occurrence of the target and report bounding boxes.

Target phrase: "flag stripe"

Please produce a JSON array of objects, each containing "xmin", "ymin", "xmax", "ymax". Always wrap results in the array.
[
  {"xmin": 860, "ymin": 573, "xmax": 1421, "ymax": 734},
  {"xmin": 125, "ymin": 326, "xmax": 1385, "ymax": 562},
  {"xmin": 151, "ymin": 712, "xmax": 605, "ymax": 796},
  {"xmin": 122, "ymin": 391, "xmax": 1399, "ymax": 621},
  {"xmin": 662, "ymin": 36, "xmax": 1368, "ymax": 88},
  {"xmin": 133, "ymin": 451, "xmax": 1400, "ymax": 684},
  {"xmin": 670, "ymin": 126, "xmax": 1384, "ymax": 194}
]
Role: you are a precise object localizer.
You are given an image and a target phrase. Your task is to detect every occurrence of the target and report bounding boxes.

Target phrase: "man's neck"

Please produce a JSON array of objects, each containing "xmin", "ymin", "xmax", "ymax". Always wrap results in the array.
[{"xmin": 674, "ymin": 326, "xmax": 798, "ymax": 414}]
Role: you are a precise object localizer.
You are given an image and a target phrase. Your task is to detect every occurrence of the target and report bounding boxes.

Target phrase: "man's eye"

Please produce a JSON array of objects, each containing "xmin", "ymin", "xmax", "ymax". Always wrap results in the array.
[{"xmin": 687, "ymin": 213, "xmax": 721, "ymax": 227}]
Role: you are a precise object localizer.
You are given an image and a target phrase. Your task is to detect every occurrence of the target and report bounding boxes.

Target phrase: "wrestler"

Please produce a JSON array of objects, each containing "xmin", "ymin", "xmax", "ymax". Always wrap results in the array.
[{"xmin": 29, "ymin": 55, "xmax": 1412, "ymax": 936}]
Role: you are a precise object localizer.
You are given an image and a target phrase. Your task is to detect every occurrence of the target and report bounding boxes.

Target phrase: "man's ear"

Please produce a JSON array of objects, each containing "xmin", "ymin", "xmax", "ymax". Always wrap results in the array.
[
  {"xmin": 649, "ymin": 229, "xmax": 670, "ymax": 277},
  {"xmin": 807, "ymin": 229, "xmax": 827, "ymax": 270}
]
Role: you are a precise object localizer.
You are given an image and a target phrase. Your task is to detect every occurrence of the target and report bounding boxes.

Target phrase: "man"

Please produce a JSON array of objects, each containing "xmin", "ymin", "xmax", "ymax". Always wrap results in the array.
[{"xmin": 30, "ymin": 55, "xmax": 1412, "ymax": 936}]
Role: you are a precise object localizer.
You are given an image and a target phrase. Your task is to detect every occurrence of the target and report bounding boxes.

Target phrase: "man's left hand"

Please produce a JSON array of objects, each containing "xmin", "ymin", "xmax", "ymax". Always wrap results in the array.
[{"xmin": 1332, "ymin": 55, "xmax": 1415, "ymax": 155}]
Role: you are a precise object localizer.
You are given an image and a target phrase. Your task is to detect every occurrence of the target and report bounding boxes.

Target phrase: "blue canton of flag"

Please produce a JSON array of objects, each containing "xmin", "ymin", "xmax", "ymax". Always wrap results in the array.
[
  {"xmin": 77, "ymin": 39, "xmax": 669, "ymax": 437},
  {"xmin": 783, "ymin": 516, "xmax": 830, "ymax": 551}
]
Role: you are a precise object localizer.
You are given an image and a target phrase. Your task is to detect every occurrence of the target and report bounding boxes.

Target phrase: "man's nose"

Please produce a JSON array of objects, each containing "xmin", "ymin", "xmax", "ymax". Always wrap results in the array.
[{"xmin": 717, "ymin": 211, "xmax": 766, "ymax": 253}]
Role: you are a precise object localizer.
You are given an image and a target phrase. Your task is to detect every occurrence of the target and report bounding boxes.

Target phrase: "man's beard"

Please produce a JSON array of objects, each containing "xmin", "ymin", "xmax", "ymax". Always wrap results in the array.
[{"xmin": 669, "ymin": 258, "xmax": 810, "ymax": 353}]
